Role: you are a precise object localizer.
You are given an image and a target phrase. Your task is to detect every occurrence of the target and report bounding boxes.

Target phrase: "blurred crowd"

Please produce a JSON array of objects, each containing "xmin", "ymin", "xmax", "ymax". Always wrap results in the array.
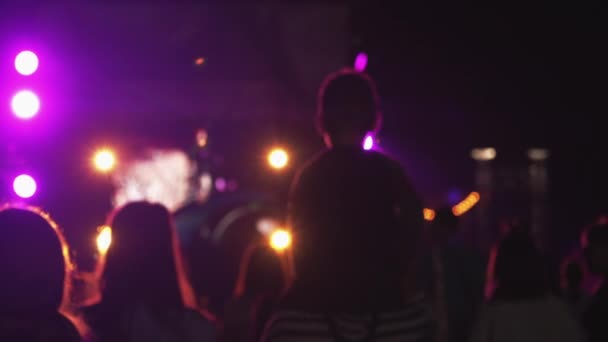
[{"xmin": 1, "ymin": 69, "xmax": 605, "ymax": 342}]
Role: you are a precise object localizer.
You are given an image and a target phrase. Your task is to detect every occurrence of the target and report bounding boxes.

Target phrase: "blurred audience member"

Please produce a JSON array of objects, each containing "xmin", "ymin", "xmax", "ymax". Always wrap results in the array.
[
  {"xmin": 470, "ymin": 230, "xmax": 583, "ymax": 342},
  {"xmin": 561, "ymin": 257, "xmax": 590, "ymax": 316},
  {"xmin": 582, "ymin": 221, "xmax": 608, "ymax": 342},
  {"xmin": 84, "ymin": 202, "xmax": 214, "ymax": 342},
  {"xmin": 0, "ymin": 206, "xmax": 82, "ymax": 341},
  {"xmin": 222, "ymin": 243, "xmax": 285, "ymax": 342},
  {"xmin": 262, "ymin": 69, "xmax": 432, "ymax": 342},
  {"xmin": 419, "ymin": 207, "xmax": 486, "ymax": 342}
]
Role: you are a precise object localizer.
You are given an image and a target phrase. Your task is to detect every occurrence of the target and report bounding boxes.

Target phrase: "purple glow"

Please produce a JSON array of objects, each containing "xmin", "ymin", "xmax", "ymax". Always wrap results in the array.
[
  {"xmin": 14, "ymin": 51, "xmax": 39, "ymax": 76},
  {"xmin": 13, "ymin": 174, "xmax": 37, "ymax": 198},
  {"xmin": 215, "ymin": 177, "xmax": 227, "ymax": 192},
  {"xmin": 363, "ymin": 134, "xmax": 374, "ymax": 150},
  {"xmin": 354, "ymin": 52, "xmax": 368, "ymax": 72},
  {"xmin": 11, "ymin": 90, "xmax": 40, "ymax": 119}
]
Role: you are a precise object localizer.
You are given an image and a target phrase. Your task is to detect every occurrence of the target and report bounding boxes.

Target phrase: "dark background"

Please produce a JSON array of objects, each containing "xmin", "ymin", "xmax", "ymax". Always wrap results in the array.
[{"xmin": 0, "ymin": 2, "xmax": 604, "ymax": 262}]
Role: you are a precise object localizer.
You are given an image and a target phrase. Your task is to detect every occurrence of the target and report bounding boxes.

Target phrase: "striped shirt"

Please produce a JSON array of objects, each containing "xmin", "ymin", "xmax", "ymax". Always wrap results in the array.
[{"xmin": 261, "ymin": 294, "xmax": 434, "ymax": 342}]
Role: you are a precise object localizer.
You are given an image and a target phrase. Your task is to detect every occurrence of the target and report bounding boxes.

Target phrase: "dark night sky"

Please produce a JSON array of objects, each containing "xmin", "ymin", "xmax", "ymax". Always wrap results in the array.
[{"xmin": 350, "ymin": 3, "xmax": 605, "ymax": 233}]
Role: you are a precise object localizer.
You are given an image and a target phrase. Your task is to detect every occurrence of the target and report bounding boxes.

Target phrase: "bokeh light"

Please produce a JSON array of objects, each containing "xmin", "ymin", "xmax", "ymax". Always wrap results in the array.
[
  {"xmin": 96, "ymin": 225, "xmax": 112, "ymax": 255},
  {"xmin": 196, "ymin": 129, "xmax": 208, "ymax": 148},
  {"xmin": 269, "ymin": 229, "xmax": 292, "ymax": 252},
  {"xmin": 354, "ymin": 52, "xmax": 368, "ymax": 72},
  {"xmin": 267, "ymin": 148, "xmax": 289, "ymax": 170},
  {"xmin": 363, "ymin": 134, "xmax": 374, "ymax": 150},
  {"xmin": 13, "ymin": 174, "xmax": 37, "ymax": 198},
  {"xmin": 452, "ymin": 192, "xmax": 481, "ymax": 216},
  {"xmin": 423, "ymin": 208, "xmax": 436, "ymax": 221},
  {"xmin": 471, "ymin": 148, "xmax": 496, "ymax": 161},
  {"xmin": 11, "ymin": 90, "xmax": 40, "ymax": 119},
  {"xmin": 92, "ymin": 149, "xmax": 117, "ymax": 173},
  {"xmin": 14, "ymin": 50, "xmax": 39, "ymax": 76}
]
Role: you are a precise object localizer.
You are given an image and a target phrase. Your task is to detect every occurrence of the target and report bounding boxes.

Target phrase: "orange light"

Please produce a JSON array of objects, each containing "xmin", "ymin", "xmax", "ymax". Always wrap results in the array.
[
  {"xmin": 96, "ymin": 225, "xmax": 112, "ymax": 255},
  {"xmin": 269, "ymin": 229, "xmax": 292, "ymax": 252},
  {"xmin": 452, "ymin": 192, "xmax": 480, "ymax": 216},
  {"xmin": 423, "ymin": 208, "xmax": 436, "ymax": 221},
  {"xmin": 92, "ymin": 148, "xmax": 117, "ymax": 173},
  {"xmin": 267, "ymin": 148, "xmax": 289, "ymax": 170}
]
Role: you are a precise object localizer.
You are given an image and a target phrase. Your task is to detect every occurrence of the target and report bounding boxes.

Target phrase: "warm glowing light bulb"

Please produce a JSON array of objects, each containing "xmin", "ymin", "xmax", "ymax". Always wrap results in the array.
[
  {"xmin": 96, "ymin": 226, "xmax": 112, "ymax": 255},
  {"xmin": 423, "ymin": 208, "xmax": 436, "ymax": 221},
  {"xmin": 267, "ymin": 148, "xmax": 289, "ymax": 170},
  {"xmin": 11, "ymin": 90, "xmax": 40, "ymax": 119},
  {"xmin": 93, "ymin": 149, "xmax": 117, "ymax": 173},
  {"xmin": 270, "ymin": 229, "xmax": 292, "ymax": 252}
]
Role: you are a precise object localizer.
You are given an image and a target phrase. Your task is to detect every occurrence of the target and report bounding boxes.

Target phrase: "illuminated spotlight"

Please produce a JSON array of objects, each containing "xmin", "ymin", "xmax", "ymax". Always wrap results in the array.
[
  {"xmin": 92, "ymin": 149, "xmax": 117, "ymax": 173},
  {"xmin": 194, "ymin": 57, "xmax": 206, "ymax": 66},
  {"xmin": 13, "ymin": 174, "xmax": 37, "ymax": 199},
  {"xmin": 423, "ymin": 208, "xmax": 436, "ymax": 221},
  {"xmin": 196, "ymin": 129, "xmax": 208, "ymax": 148},
  {"xmin": 452, "ymin": 191, "xmax": 480, "ymax": 216},
  {"xmin": 362, "ymin": 134, "xmax": 375, "ymax": 150},
  {"xmin": 527, "ymin": 148, "xmax": 549, "ymax": 161},
  {"xmin": 11, "ymin": 90, "xmax": 40, "ymax": 119},
  {"xmin": 269, "ymin": 229, "xmax": 292, "ymax": 252},
  {"xmin": 14, "ymin": 50, "xmax": 39, "ymax": 76},
  {"xmin": 215, "ymin": 177, "xmax": 227, "ymax": 192},
  {"xmin": 267, "ymin": 148, "xmax": 289, "ymax": 170},
  {"xmin": 96, "ymin": 225, "xmax": 112, "ymax": 255},
  {"xmin": 471, "ymin": 147, "xmax": 496, "ymax": 161},
  {"xmin": 354, "ymin": 52, "xmax": 368, "ymax": 72}
]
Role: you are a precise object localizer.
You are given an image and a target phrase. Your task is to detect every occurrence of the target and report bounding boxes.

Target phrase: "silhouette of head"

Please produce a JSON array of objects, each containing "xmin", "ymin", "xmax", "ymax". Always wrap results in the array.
[
  {"xmin": 234, "ymin": 243, "xmax": 285, "ymax": 299},
  {"xmin": 317, "ymin": 68, "xmax": 381, "ymax": 147},
  {"xmin": 561, "ymin": 258, "xmax": 584, "ymax": 291},
  {"xmin": 0, "ymin": 206, "xmax": 72, "ymax": 313},
  {"xmin": 101, "ymin": 201, "xmax": 191, "ymax": 308},
  {"xmin": 582, "ymin": 222, "xmax": 608, "ymax": 276},
  {"xmin": 492, "ymin": 230, "xmax": 551, "ymax": 300},
  {"xmin": 431, "ymin": 207, "xmax": 459, "ymax": 242}
]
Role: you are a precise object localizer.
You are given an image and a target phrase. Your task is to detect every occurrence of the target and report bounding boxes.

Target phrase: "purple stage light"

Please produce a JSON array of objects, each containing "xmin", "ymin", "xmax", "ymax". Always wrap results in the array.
[
  {"xmin": 11, "ymin": 90, "xmax": 40, "ymax": 119},
  {"xmin": 363, "ymin": 134, "xmax": 374, "ymax": 150},
  {"xmin": 354, "ymin": 52, "xmax": 368, "ymax": 72},
  {"xmin": 13, "ymin": 174, "xmax": 37, "ymax": 198},
  {"xmin": 215, "ymin": 177, "xmax": 227, "ymax": 192},
  {"xmin": 14, "ymin": 51, "xmax": 39, "ymax": 76}
]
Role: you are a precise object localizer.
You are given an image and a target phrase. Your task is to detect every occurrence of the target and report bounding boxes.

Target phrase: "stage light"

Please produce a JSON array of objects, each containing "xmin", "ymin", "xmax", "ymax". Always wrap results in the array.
[
  {"xmin": 527, "ymin": 148, "xmax": 549, "ymax": 161},
  {"xmin": 215, "ymin": 177, "xmax": 227, "ymax": 192},
  {"xmin": 354, "ymin": 52, "xmax": 368, "ymax": 72},
  {"xmin": 471, "ymin": 148, "xmax": 496, "ymax": 161},
  {"xmin": 13, "ymin": 174, "xmax": 37, "ymax": 198},
  {"xmin": 194, "ymin": 57, "xmax": 206, "ymax": 66},
  {"xmin": 196, "ymin": 129, "xmax": 208, "ymax": 148},
  {"xmin": 257, "ymin": 218, "xmax": 279, "ymax": 235},
  {"xmin": 267, "ymin": 148, "xmax": 289, "ymax": 170},
  {"xmin": 423, "ymin": 208, "xmax": 436, "ymax": 221},
  {"xmin": 363, "ymin": 134, "xmax": 374, "ymax": 150},
  {"xmin": 11, "ymin": 90, "xmax": 40, "ymax": 119},
  {"xmin": 452, "ymin": 192, "xmax": 480, "ymax": 216},
  {"xmin": 93, "ymin": 149, "xmax": 117, "ymax": 173},
  {"xmin": 269, "ymin": 229, "xmax": 292, "ymax": 252},
  {"xmin": 96, "ymin": 225, "xmax": 112, "ymax": 255},
  {"xmin": 14, "ymin": 50, "xmax": 39, "ymax": 76}
]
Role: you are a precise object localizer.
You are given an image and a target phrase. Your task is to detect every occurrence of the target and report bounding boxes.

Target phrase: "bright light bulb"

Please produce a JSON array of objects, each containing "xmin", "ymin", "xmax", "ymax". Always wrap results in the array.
[
  {"xmin": 267, "ymin": 148, "xmax": 289, "ymax": 170},
  {"xmin": 96, "ymin": 226, "xmax": 112, "ymax": 255},
  {"xmin": 15, "ymin": 50, "xmax": 39, "ymax": 76},
  {"xmin": 13, "ymin": 174, "xmax": 37, "ymax": 198},
  {"xmin": 11, "ymin": 90, "xmax": 40, "ymax": 119},
  {"xmin": 269, "ymin": 229, "xmax": 292, "ymax": 252},
  {"xmin": 93, "ymin": 149, "xmax": 117, "ymax": 173}
]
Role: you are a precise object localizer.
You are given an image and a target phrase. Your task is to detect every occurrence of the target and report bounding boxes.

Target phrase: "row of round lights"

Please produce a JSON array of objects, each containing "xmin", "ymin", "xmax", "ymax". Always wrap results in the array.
[{"xmin": 10, "ymin": 51, "xmax": 41, "ymax": 199}]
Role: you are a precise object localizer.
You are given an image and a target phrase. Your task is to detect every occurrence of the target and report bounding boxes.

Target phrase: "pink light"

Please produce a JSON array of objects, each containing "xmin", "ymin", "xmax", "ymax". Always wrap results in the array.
[
  {"xmin": 11, "ymin": 90, "xmax": 40, "ymax": 119},
  {"xmin": 354, "ymin": 52, "xmax": 368, "ymax": 72},
  {"xmin": 363, "ymin": 134, "xmax": 374, "ymax": 150},
  {"xmin": 14, "ymin": 51, "xmax": 39, "ymax": 76},
  {"xmin": 215, "ymin": 177, "xmax": 227, "ymax": 192},
  {"xmin": 13, "ymin": 174, "xmax": 37, "ymax": 198}
]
